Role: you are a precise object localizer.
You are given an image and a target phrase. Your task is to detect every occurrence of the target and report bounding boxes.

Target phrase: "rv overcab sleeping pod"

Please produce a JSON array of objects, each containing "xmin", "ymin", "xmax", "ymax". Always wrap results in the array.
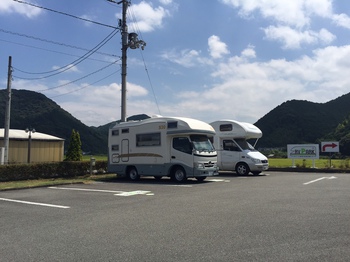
[
  {"xmin": 210, "ymin": 120, "xmax": 269, "ymax": 176},
  {"xmin": 108, "ymin": 116, "xmax": 219, "ymax": 182}
]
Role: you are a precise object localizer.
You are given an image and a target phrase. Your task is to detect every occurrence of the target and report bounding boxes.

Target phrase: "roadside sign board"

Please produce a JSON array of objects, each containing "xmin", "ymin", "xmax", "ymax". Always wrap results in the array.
[
  {"xmin": 287, "ymin": 144, "xmax": 319, "ymax": 159},
  {"xmin": 321, "ymin": 141, "xmax": 339, "ymax": 153}
]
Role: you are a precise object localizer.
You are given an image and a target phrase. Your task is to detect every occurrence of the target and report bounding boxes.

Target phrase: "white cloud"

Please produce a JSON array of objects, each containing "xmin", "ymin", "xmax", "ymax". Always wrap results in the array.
[
  {"xmin": 125, "ymin": 1, "xmax": 170, "ymax": 32},
  {"xmin": 263, "ymin": 26, "xmax": 335, "ymax": 49},
  {"xmin": 0, "ymin": 0, "xmax": 41, "ymax": 18},
  {"xmin": 241, "ymin": 45, "xmax": 256, "ymax": 58},
  {"xmin": 159, "ymin": 0, "xmax": 172, "ymax": 5},
  {"xmin": 332, "ymin": 13, "xmax": 350, "ymax": 29},
  {"xmin": 208, "ymin": 35, "xmax": 230, "ymax": 59},
  {"xmin": 161, "ymin": 49, "xmax": 212, "ymax": 67},
  {"xmin": 52, "ymin": 64, "xmax": 81, "ymax": 73},
  {"xmin": 220, "ymin": 0, "xmax": 348, "ymax": 50},
  {"xmin": 158, "ymin": 44, "xmax": 350, "ymax": 124},
  {"xmin": 221, "ymin": 0, "xmax": 333, "ymax": 28}
]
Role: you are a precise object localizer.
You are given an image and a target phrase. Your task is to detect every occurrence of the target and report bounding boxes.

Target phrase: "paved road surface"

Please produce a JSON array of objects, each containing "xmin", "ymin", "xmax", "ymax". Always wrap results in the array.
[{"xmin": 1, "ymin": 171, "xmax": 349, "ymax": 261}]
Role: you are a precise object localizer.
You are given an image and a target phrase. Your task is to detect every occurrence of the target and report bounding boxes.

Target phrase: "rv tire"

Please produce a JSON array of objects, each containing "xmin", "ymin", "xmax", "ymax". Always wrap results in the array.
[
  {"xmin": 196, "ymin": 176, "xmax": 206, "ymax": 182},
  {"xmin": 235, "ymin": 163, "xmax": 249, "ymax": 176},
  {"xmin": 127, "ymin": 167, "xmax": 140, "ymax": 181},
  {"xmin": 172, "ymin": 166, "xmax": 187, "ymax": 183}
]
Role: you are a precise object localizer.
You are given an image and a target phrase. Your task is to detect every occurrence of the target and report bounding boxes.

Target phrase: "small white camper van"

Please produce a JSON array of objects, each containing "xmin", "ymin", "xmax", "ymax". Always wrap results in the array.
[
  {"xmin": 108, "ymin": 116, "xmax": 219, "ymax": 182},
  {"xmin": 210, "ymin": 120, "xmax": 268, "ymax": 175}
]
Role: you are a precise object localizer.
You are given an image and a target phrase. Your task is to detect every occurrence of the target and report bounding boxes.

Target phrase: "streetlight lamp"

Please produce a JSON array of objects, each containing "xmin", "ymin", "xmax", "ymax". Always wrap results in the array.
[{"xmin": 25, "ymin": 127, "xmax": 35, "ymax": 163}]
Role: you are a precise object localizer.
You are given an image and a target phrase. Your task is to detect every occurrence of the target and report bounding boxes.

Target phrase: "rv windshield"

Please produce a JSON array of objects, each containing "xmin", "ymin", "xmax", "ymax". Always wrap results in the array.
[
  {"xmin": 190, "ymin": 135, "xmax": 215, "ymax": 152},
  {"xmin": 234, "ymin": 138, "xmax": 256, "ymax": 151}
]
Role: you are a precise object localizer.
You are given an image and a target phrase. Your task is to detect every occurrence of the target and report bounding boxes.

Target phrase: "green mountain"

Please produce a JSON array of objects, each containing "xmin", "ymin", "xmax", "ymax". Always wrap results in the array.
[
  {"xmin": 255, "ymin": 92, "xmax": 350, "ymax": 154},
  {"xmin": 322, "ymin": 113, "xmax": 350, "ymax": 155},
  {"xmin": 0, "ymin": 89, "xmax": 106, "ymax": 154},
  {"xmin": 2, "ymin": 89, "xmax": 350, "ymax": 156}
]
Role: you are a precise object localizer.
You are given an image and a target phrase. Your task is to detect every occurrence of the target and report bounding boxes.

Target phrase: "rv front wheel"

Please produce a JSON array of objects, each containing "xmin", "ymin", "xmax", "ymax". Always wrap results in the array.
[
  {"xmin": 196, "ymin": 176, "xmax": 206, "ymax": 182},
  {"xmin": 236, "ymin": 163, "xmax": 249, "ymax": 176},
  {"xmin": 128, "ymin": 167, "xmax": 140, "ymax": 181},
  {"xmin": 172, "ymin": 167, "xmax": 187, "ymax": 182}
]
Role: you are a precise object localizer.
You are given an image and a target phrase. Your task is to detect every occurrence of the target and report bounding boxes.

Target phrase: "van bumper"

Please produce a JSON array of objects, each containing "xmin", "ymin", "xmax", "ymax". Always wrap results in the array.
[
  {"xmin": 193, "ymin": 167, "xmax": 219, "ymax": 177},
  {"xmin": 250, "ymin": 163, "xmax": 269, "ymax": 172}
]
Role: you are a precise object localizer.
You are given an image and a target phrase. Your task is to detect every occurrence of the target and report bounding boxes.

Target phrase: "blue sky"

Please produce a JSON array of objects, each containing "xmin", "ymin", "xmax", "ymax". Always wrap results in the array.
[{"xmin": 1, "ymin": 0, "xmax": 350, "ymax": 127}]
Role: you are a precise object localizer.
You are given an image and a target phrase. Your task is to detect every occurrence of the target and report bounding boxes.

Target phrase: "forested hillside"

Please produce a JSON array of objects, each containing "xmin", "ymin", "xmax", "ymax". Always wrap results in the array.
[
  {"xmin": 255, "ymin": 93, "xmax": 350, "ymax": 155},
  {"xmin": 1, "ymin": 89, "xmax": 350, "ymax": 155},
  {"xmin": 0, "ymin": 89, "xmax": 106, "ymax": 154}
]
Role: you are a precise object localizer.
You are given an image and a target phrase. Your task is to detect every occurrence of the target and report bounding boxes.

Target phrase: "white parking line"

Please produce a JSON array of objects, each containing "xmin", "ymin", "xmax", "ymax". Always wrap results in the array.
[
  {"xmin": 49, "ymin": 186, "xmax": 124, "ymax": 194},
  {"xmin": 0, "ymin": 198, "xmax": 70, "ymax": 209},
  {"xmin": 48, "ymin": 186, "xmax": 154, "ymax": 196},
  {"xmin": 208, "ymin": 179, "xmax": 230, "ymax": 182},
  {"xmin": 303, "ymin": 176, "xmax": 337, "ymax": 185}
]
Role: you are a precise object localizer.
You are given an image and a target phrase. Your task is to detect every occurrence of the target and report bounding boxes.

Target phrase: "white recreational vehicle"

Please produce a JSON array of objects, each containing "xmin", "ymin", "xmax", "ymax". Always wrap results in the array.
[
  {"xmin": 108, "ymin": 116, "xmax": 219, "ymax": 182},
  {"xmin": 210, "ymin": 120, "xmax": 268, "ymax": 176}
]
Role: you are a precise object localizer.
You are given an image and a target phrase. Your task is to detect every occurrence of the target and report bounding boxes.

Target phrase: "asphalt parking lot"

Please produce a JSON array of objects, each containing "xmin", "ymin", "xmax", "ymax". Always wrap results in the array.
[{"xmin": 1, "ymin": 171, "xmax": 349, "ymax": 262}]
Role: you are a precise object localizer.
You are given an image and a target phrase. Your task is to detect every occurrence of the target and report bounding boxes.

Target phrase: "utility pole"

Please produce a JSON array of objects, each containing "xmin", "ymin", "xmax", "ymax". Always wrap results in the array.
[
  {"xmin": 4, "ymin": 56, "xmax": 12, "ymax": 164},
  {"xmin": 108, "ymin": 0, "xmax": 146, "ymax": 122},
  {"xmin": 120, "ymin": 0, "xmax": 129, "ymax": 122}
]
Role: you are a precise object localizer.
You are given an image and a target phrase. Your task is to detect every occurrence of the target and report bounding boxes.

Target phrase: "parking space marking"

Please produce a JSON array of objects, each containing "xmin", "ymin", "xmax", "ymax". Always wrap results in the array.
[
  {"xmin": 115, "ymin": 190, "xmax": 154, "ymax": 196},
  {"xmin": 303, "ymin": 176, "xmax": 337, "ymax": 185},
  {"xmin": 49, "ymin": 186, "xmax": 124, "ymax": 194},
  {"xmin": 0, "ymin": 198, "xmax": 70, "ymax": 209},
  {"xmin": 48, "ymin": 186, "xmax": 154, "ymax": 196},
  {"xmin": 165, "ymin": 184, "xmax": 193, "ymax": 187},
  {"xmin": 207, "ymin": 179, "xmax": 230, "ymax": 182}
]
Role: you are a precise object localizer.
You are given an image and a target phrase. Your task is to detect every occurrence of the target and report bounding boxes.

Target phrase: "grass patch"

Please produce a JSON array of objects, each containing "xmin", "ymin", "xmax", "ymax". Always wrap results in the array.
[
  {"xmin": 0, "ymin": 173, "xmax": 117, "ymax": 191},
  {"xmin": 268, "ymin": 158, "xmax": 349, "ymax": 169}
]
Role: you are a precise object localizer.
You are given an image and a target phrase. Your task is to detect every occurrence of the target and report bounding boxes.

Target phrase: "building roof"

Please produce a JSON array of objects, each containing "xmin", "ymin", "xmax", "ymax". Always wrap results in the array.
[{"xmin": 0, "ymin": 129, "xmax": 64, "ymax": 141}]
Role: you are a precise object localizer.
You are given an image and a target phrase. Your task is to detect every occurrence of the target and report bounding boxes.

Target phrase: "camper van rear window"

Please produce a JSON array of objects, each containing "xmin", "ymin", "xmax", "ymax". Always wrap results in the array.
[
  {"xmin": 122, "ymin": 128, "xmax": 129, "ymax": 134},
  {"xmin": 167, "ymin": 121, "xmax": 178, "ymax": 129},
  {"xmin": 136, "ymin": 132, "xmax": 161, "ymax": 147},
  {"xmin": 220, "ymin": 124, "xmax": 232, "ymax": 131},
  {"xmin": 111, "ymin": 130, "xmax": 119, "ymax": 136}
]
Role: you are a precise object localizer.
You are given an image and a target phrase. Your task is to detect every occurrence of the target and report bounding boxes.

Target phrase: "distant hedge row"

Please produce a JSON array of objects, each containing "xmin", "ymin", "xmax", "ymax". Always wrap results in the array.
[{"xmin": 0, "ymin": 161, "xmax": 108, "ymax": 182}]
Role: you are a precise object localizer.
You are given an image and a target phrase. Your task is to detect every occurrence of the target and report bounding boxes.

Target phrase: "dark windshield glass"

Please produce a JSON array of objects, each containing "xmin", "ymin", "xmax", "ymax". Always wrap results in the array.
[
  {"xmin": 234, "ymin": 138, "xmax": 256, "ymax": 151},
  {"xmin": 190, "ymin": 135, "xmax": 215, "ymax": 152}
]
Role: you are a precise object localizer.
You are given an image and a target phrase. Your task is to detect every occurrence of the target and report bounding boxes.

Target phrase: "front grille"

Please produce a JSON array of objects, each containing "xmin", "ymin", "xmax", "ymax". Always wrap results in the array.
[{"xmin": 204, "ymin": 162, "xmax": 216, "ymax": 167}]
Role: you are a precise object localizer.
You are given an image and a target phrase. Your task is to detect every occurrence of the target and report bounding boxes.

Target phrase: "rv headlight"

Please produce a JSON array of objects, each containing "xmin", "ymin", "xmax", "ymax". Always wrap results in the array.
[
  {"xmin": 251, "ymin": 158, "xmax": 261, "ymax": 164},
  {"xmin": 195, "ymin": 163, "xmax": 205, "ymax": 169}
]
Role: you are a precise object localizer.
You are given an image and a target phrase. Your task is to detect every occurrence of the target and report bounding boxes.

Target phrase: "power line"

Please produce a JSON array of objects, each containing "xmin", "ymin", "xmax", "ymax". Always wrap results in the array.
[
  {"xmin": 49, "ymin": 70, "xmax": 120, "ymax": 98},
  {"xmin": 0, "ymin": 28, "xmax": 118, "ymax": 58},
  {"xmin": 0, "ymin": 38, "xmax": 118, "ymax": 64},
  {"xmin": 37, "ymin": 59, "xmax": 120, "ymax": 92},
  {"xmin": 13, "ymin": 28, "xmax": 120, "ymax": 79},
  {"xmin": 12, "ymin": 0, "xmax": 118, "ymax": 29},
  {"xmin": 128, "ymin": 4, "xmax": 161, "ymax": 115}
]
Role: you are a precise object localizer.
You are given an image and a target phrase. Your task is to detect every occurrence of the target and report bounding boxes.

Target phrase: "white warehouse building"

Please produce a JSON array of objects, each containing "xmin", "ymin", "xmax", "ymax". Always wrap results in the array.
[{"xmin": 0, "ymin": 129, "xmax": 64, "ymax": 164}]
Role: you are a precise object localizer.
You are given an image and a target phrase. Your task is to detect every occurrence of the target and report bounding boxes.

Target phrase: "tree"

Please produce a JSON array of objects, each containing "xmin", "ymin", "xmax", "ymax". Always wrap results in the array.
[{"xmin": 65, "ymin": 129, "xmax": 82, "ymax": 161}]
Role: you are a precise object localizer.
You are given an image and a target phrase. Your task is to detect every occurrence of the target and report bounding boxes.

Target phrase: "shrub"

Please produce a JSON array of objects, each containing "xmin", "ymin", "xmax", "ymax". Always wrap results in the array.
[{"xmin": 0, "ymin": 161, "xmax": 107, "ymax": 182}]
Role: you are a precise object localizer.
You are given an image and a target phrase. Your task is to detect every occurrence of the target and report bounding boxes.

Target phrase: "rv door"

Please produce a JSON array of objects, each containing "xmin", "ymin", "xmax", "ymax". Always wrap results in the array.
[
  {"xmin": 121, "ymin": 139, "xmax": 129, "ymax": 162},
  {"xmin": 220, "ymin": 139, "xmax": 241, "ymax": 170},
  {"xmin": 171, "ymin": 137, "xmax": 194, "ymax": 171}
]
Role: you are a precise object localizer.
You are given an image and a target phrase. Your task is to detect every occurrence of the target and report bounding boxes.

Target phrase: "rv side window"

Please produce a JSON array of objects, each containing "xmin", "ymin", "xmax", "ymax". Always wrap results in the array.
[
  {"xmin": 136, "ymin": 133, "xmax": 161, "ymax": 147},
  {"xmin": 111, "ymin": 130, "xmax": 119, "ymax": 136},
  {"xmin": 167, "ymin": 121, "xmax": 178, "ymax": 129},
  {"xmin": 122, "ymin": 128, "xmax": 129, "ymax": 134},
  {"xmin": 173, "ymin": 137, "xmax": 192, "ymax": 154},
  {"xmin": 220, "ymin": 124, "xmax": 232, "ymax": 131},
  {"xmin": 223, "ymin": 140, "xmax": 240, "ymax": 152},
  {"xmin": 111, "ymin": 145, "xmax": 119, "ymax": 151}
]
